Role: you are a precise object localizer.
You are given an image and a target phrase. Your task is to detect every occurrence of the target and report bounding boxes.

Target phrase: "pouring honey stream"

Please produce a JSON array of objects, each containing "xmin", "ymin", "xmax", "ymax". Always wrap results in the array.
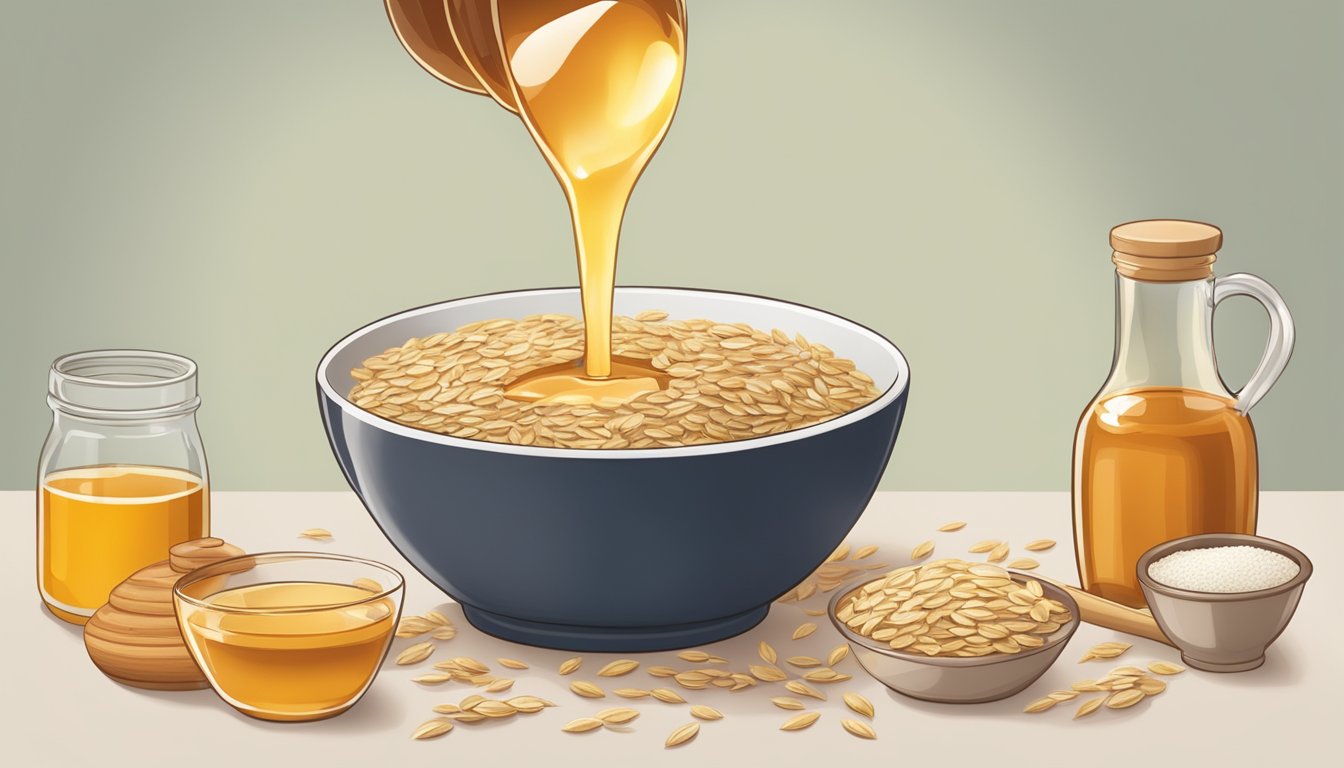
[
  {"xmin": 388, "ymin": 0, "xmax": 687, "ymax": 406},
  {"xmin": 497, "ymin": 0, "xmax": 686, "ymax": 404}
]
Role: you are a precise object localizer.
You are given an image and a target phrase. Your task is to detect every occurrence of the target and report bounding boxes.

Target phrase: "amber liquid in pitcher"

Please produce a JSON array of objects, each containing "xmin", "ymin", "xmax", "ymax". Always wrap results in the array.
[
  {"xmin": 498, "ymin": 0, "xmax": 685, "ymax": 405},
  {"xmin": 1074, "ymin": 386, "xmax": 1257, "ymax": 606},
  {"xmin": 178, "ymin": 582, "xmax": 396, "ymax": 720},
  {"xmin": 41, "ymin": 465, "xmax": 207, "ymax": 622}
]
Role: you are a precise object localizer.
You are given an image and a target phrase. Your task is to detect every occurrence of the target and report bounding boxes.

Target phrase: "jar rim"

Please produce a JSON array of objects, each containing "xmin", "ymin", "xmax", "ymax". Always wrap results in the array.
[
  {"xmin": 49, "ymin": 349, "xmax": 200, "ymax": 417},
  {"xmin": 52, "ymin": 349, "xmax": 197, "ymax": 388}
]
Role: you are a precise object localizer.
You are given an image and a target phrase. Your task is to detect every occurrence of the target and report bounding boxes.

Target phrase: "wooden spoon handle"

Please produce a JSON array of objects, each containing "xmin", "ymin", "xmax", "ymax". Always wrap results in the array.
[{"xmin": 1034, "ymin": 575, "xmax": 1175, "ymax": 647}]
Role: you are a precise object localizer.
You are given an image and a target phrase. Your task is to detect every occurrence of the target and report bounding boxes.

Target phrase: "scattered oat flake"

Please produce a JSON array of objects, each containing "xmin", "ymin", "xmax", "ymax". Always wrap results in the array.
[
  {"xmin": 1007, "ymin": 558, "xmax": 1040, "ymax": 570},
  {"xmin": 841, "ymin": 719, "xmax": 877, "ymax": 739},
  {"xmin": 911, "ymin": 540, "xmax": 935, "ymax": 560},
  {"xmin": 785, "ymin": 680, "xmax": 827, "ymax": 700},
  {"xmin": 780, "ymin": 712, "xmax": 821, "ymax": 731},
  {"xmin": 843, "ymin": 693, "xmax": 875, "ymax": 718},
  {"xmin": 1138, "ymin": 677, "xmax": 1167, "ymax": 695},
  {"xmin": 786, "ymin": 655, "xmax": 822, "ymax": 668},
  {"xmin": 827, "ymin": 543, "xmax": 851, "ymax": 562},
  {"xmin": 451, "ymin": 656, "xmax": 489, "ymax": 674},
  {"xmin": 771, "ymin": 697, "xmax": 806, "ymax": 710},
  {"xmin": 411, "ymin": 718, "xmax": 454, "ymax": 740},
  {"xmin": 1023, "ymin": 697, "xmax": 1057, "ymax": 713},
  {"xmin": 968, "ymin": 540, "xmax": 1001, "ymax": 554},
  {"xmin": 569, "ymin": 681, "xmax": 604, "ymax": 698},
  {"xmin": 665, "ymin": 722, "xmax": 700, "ymax": 748},
  {"xmin": 352, "ymin": 577, "xmax": 383, "ymax": 592},
  {"xmin": 852, "ymin": 545, "xmax": 879, "ymax": 560},
  {"xmin": 562, "ymin": 718, "xmax": 604, "ymax": 734},
  {"xmin": 558, "ymin": 657, "xmax": 582, "ymax": 675},
  {"xmin": 1025, "ymin": 539, "xmax": 1057, "ymax": 552},
  {"xmin": 484, "ymin": 678, "xmax": 514, "ymax": 693},
  {"xmin": 595, "ymin": 707, "xmax": 640, "ymax": 725},
  {"xmin": 988, "ymin": 543, "xmax": 1010, "ymax": 563},
  {"xmin": 1074, "ymin": 697, "xmax": 1105, "ymax": 719},
  {"xmin": 759, "ymin": 641, "xmax": 777, "ymax": 664},
  {"xmin": 827, "ymin": 645, "xmax": 850, "ymax": 666},
  {"xmin": 396, "ymin": 642, "xmax": 434, "ymax": 665},
  {"xmin": 750, "ymin": 664, "xmax": 788, "ymax": 682},
  {"xmin": 395, "ymin": 616, "xmax": 434, "ymax": 637},
  {"xmin": 647, "ymin": 665, "xmax": 677, "ymax": 678},
  {"xmin": 678, "ymin": 650, "xmax": 711, "ymax": 663},
  {"xmin": 507, "ymin": 695, "xmax": 554, "ymax": 712},
  {"xmin": 412, "ymin": 673, "xmax": 452, "ymax": 685},
  {"xmin": 597, "ymin": 659, "xmax": 639, "ymax": 677},
  {"xmin": 299, "ymin": 528, "xmax": 332, "ymax": 540},
  {"xmin": 1079, "ymin": 641, "xmax": 1132, "ymax": 663},
  {"xmin": 613, "ymin": 688, "xmax": 650, "ymax": 698},
  {"xmin": 1048, "ymin": 690, "xmax": 1079, "ymax": 702},
  {"xmin": 792, "ymin": 622, "xmax": 818, "ymax": 640},
  {"xmin": 497, "ymin": 658, "xmax": 528, "ymax": 670},
  {"xmin": 1148, "ymin": 661, "xmax": 1185, "ymax": 675},
  {"xmin": 1106, "ymin": 689, "xmax": 1146, "ymax": 709},
  {"xmin": 938, "ymin": 521, "xmax": 967, "ymax": 532},
  {"xmin": 803, "ymin": 668, "xmax": 851, "ymax": 683},
  {"xmin": 651, "ymin": 688, "xmax": 686, "ymax": 704},
  {"xmin": 690, "ymin": 705, "xmax": 723, "ymax": 721}
]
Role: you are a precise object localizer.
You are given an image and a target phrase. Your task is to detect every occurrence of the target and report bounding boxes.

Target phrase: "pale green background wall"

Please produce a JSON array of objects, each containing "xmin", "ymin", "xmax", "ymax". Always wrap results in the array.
[{"xmin": 2, "ymin": 1, "xmax": 1340, "ymax": 490}]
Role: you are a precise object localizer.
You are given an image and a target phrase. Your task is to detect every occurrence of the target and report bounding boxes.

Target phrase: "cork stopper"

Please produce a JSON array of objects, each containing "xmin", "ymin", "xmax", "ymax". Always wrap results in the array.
[
  {"xmin": 84, "ymin": 537, "xmax": 246, "ymax": 690},
  {"xmin": 1110, "ymin": 220, "xmax": 1222, "ymax": 282}
]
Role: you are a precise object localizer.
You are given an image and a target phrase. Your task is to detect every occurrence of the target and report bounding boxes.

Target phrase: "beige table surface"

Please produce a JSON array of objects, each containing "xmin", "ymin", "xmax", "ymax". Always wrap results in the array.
[{"xmin": 4, "ymin": 491, "xmax": 1339, "ymax": 767}]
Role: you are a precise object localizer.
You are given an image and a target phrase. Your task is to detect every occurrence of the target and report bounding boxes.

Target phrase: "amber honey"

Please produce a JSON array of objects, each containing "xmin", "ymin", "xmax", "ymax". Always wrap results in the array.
[
  {"xmin": 40, "ymin": 465, "xmax": 207, "ymax": 623},
  {"xmin": 497, "ymin": 0, "xmax": 685, "ymax": 403},
  {"xmin": 1073, "ymin": 387, "xmax": 1257, "ymax": 607},
  {"xmin": 178, "ymin": 582, "xmax": 397, "ymax": 721}
]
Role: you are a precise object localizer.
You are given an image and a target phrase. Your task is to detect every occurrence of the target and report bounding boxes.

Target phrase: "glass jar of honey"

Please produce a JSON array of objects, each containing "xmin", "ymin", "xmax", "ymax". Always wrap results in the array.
[
  {"xmin": 38, "ymin": 350, "xmax": 210, "ymax": 624},
  {"xmin": 1072, "ymin": 221, "xmax": 1294, "ymax": 607}
]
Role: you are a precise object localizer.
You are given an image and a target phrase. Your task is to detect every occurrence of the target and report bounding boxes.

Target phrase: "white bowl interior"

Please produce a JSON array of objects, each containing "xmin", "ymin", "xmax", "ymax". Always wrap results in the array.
[{"xmin": 318, "ymin": 287, "xmax": 908, "ymax": 458}]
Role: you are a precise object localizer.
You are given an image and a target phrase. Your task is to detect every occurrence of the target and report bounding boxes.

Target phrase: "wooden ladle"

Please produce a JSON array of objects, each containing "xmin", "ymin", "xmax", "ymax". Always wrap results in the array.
[
  {"xmin": 1034, "ymin": 574, "xmax": 1175, "ymax": 646},
  {"xmin": 385, "ymin": 0, "xmax": 489, "ymax": 96}
]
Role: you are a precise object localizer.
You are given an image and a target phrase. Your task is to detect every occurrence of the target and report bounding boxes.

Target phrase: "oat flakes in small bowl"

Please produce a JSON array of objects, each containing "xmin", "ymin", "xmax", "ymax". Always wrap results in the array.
[{"xmin": 828, "ymin": 560, "xmax": 1079, "ymax": 703}]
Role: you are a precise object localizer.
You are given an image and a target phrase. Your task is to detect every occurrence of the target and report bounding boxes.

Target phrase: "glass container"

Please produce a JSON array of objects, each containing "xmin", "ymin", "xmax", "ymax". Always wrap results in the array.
[
  {"xmin": 1073, "ymin": 221, "xmax": 1294, "ymax": 607},
  {"xmin": 38, "ymin": 350, "xmax": 209, "ymax": 624}
]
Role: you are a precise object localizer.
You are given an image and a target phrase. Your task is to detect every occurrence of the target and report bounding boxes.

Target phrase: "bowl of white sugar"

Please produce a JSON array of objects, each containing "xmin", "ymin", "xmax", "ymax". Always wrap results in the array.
[{"xmin": 1137, "ymin": 533, "xmax": 1312, "ymax": 673}]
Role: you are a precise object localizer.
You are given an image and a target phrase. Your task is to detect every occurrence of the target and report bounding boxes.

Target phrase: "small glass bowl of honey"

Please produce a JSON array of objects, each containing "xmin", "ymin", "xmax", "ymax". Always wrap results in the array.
[{"xmin": 173, "ymin": 552, "xmax": 404, "ymax": 722}]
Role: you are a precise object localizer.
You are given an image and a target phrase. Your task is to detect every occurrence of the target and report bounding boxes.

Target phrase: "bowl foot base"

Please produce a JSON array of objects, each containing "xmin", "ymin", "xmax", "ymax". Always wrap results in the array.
[
  {"xmin": 1182, "ymin": 654, "xmax": 1265, "ymax": 673},
  {"xmin": 461, "ymin": 604, "xmax": 770, "ymax": 652}
]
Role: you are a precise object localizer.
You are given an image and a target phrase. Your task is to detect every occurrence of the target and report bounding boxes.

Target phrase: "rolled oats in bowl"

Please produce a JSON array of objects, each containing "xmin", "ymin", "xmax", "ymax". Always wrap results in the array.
[{"xmin": 348, "ymin": 312, "xmax": 882, "ymax": 449}]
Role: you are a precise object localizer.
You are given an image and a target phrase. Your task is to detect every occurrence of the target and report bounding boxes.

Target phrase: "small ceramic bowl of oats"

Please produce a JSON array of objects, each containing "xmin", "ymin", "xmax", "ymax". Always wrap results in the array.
[{"xmin": 829, "ymin": 560, "xmax": 1079, "ymax": 703}]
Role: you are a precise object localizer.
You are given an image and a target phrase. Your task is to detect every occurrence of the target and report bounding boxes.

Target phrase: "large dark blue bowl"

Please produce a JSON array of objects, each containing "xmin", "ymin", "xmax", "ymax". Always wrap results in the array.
[{"xmin": 317, "ymin": 287, "xmax": 909, "ymax": 651}]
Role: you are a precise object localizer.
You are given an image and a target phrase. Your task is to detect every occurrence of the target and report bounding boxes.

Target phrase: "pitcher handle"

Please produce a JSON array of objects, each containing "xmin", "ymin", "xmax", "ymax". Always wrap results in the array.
[{"xmin": 1213, "ymin": 273, "xmax": 1295, "ymax": 414}]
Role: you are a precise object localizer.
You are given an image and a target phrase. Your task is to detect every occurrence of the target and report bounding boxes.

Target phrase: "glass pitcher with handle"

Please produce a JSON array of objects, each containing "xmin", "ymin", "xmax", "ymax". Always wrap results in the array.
[{"xmin": 1072, "ymin": 220, "xmax": 1294, "ymax": 608}]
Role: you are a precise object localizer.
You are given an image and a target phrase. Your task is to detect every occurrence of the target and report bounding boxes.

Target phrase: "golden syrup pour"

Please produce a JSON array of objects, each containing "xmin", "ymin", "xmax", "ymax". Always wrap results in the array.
[
  {"xmin": 447, "ymin": 0, "xmax": 519, "ymax": 112},
  {"xmin": 496, "ymin": 0, "xmax": 686, "ymax": 402},
  {"xmin": 385, "ymin": 0, "xmax": 488, "ymax": 95}
]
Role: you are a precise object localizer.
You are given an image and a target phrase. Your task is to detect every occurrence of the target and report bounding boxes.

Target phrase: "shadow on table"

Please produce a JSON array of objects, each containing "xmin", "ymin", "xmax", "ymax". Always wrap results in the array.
[
  {"xmin": 1201, "ymin": 644, "xmax": 1304, "ymax": 689},
  {"xmin": 37, "ymin": 603, "xmax": 85, "ymax": 638}
]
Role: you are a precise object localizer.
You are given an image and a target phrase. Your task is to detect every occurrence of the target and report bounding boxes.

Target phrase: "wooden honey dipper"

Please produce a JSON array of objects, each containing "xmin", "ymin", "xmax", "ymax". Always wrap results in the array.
[
  {"xmin": 83, "ymin": 537, "xmax": 245, "ymax": 690},
  {"xmin": 1032, "ymin": 574, "xmax": 1174, "ymax": 646}
]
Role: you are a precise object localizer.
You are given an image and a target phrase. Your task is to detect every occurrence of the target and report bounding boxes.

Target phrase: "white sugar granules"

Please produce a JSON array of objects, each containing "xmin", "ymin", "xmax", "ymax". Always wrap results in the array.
[{"xmin": 1148, "ymin": 545, "xmax": 1299, "ymax": 593}]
